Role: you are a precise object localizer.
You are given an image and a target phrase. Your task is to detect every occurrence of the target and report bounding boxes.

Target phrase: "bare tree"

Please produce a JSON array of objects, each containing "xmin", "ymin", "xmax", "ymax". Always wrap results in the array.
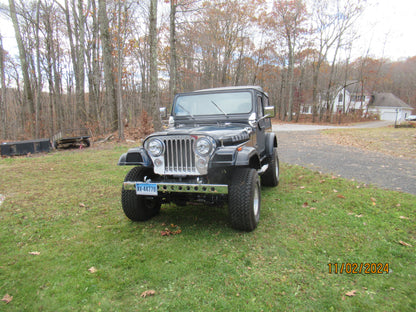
[
  {"xmin": 169, "ymin": 0, "xmax": 178, "ymax": 103},
  {"xmin": 8, "ymin": 0, "xmax": 35, "ymax": 124},
  {"xmin": 0, "ymin": 33, "xmax": 6, "ymax": 138},
  {"xmin": 270, "ymin": 0, "xmax": 308, "ymax": 121},
  {"xmin": 99, "ymin": 0, "xmax": 117, "ymax": 131},
  {"xmin": 149, "ymin": 0, "xmax": 160, "ymax": 130}
]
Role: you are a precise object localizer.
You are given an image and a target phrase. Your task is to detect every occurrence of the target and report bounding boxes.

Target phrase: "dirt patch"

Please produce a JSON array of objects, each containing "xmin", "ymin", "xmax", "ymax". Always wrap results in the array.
[{"xmin": 322, "ymin": 127, "xmax": 416, "ymax": 160}]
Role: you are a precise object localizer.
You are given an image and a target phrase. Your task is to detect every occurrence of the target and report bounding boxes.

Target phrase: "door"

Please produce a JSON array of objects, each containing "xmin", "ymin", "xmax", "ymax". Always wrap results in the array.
[{"xmin": 256, "ymin": 95, "xmax": 266, "ymax": 157}]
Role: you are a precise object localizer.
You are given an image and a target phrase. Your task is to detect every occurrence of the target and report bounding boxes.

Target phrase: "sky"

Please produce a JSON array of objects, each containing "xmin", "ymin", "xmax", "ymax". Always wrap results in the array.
[
  {"xmin": 0, "ymin": 0, "xmax": 415, "ymax": 61},
  {"xmin": 355, "ymin": 0, "xmax": 416, "ymax": 60}
]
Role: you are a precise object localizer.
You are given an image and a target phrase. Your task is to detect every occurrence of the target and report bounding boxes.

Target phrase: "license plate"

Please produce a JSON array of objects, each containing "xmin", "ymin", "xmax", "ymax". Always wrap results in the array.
[{"xmin": 135, "ymin": 183, "xmax": 158, "ymax": 196}]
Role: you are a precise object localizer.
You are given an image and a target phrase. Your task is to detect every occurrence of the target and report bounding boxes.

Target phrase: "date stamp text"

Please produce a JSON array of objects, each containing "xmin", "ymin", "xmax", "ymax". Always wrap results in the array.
[{"xmin": 328, "ymin": 263, "xmax": 389, "ymax": 274}]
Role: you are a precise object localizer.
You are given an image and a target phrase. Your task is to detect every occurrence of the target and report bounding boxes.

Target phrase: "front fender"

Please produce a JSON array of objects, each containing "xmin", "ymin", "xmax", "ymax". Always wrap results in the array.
[
  {"xmin": 265, "ymin": 132, "xmax": 278, "ymax": 156},
  {"xmin": 210, "ymin": 146, "xmax": 260, "ymax": 169},
  {"xmin": 117, "ymin": 147, "xmax": 153, "ymax": 167},
  {"xmin": 235, "ymin": 146, "xmax": 261, "ymax": 169}
]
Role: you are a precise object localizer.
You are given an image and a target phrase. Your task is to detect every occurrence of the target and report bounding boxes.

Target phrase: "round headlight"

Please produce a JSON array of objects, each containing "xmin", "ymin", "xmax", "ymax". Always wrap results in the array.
[
  {"xmin": 195, "ymin": 137, "xmax": 213, "ymax": 157},
  {"xmin": 146, "ymin": 138, "xmax": 164, "ymax": 157}
]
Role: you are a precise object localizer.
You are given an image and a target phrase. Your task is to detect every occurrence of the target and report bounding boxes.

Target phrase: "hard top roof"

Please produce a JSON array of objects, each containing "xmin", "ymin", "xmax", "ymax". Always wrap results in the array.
[{"xmin": 191, "ymin": 85, "xmax": 264, "ymax": 93}]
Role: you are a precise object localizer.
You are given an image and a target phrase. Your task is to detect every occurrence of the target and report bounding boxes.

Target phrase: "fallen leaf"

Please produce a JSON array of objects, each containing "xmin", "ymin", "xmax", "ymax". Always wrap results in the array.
[
  {"xmin": 161, "ymin": 229, "xmax": 182, "ymax": 236},
  {"xmin": 88, "ymin": 267, "xmax": 97, "ymax": 273},
  {"xmin": 140, "ymin": 290, "xmax": 156, "ymax": 298},
  {"xmin": 161, "ymin": 230, "xmax": 170, "ymax": 236},
  {"xmin": 345, "ymin": 290, "xmax": 357, "ymax": 297},
  {"xmin": 333, "ymin": 189, "xmax": 338, "ymax": 193},
  {"xmin": 29, "ymin": 251, "xmax": 40, "ymax": 256},
  {"xmin": 302, "ymin": 202, "xmax": 309, "ymax": 208},
  {"xmin": 355, "ymin": 214, "xmax": 363, "ymax": 218},
  {"xmin": 300, "ymin": 186, "xmax": 305, "ymax": 189},
  {"xmin": 399, "ymin": 216, "xmax": 409, "ymax": 220},
  {"xmin": 79, "ymin": 203, "xmax": 86, "ymax": 208},
  {"xmin": 306, "ymin": 191, "xmax": 313, "ymax": 194},
  {"xmin": 399, "ymin": 240, "xmax": 412, "ymax": 247},
  {"xmin": 1, "ymin": 294, "xmax": 13, "ymax": 304},
  {"xmin": 370, "ymin": 197, "xmax": 377, "ymax": 203},
  {"xmin": 337, "ymin": 195, "xmax": 346, "ymax": 199},
  {"xmin": 310, "ymin": 207, "xmax": 316, "ymax": 210}
]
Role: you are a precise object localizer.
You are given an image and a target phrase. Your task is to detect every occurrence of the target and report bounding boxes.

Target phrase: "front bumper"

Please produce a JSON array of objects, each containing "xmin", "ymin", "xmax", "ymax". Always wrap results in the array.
[{"xmin": 123, "ymin": 182, "xmax": 228, "ymax": 195}]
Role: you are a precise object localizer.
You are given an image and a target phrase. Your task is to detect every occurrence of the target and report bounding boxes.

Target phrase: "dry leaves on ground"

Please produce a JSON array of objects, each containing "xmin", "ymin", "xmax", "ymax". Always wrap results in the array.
[
  {"xmin": 140, "ymin": 290, "xmax": 156, "ymax": 298},
  {"xmin": 161, "ymin": 224, "xmax": 182, "ymax": 236},
  {"xmin": 345, "ymin": 290, "xmax": 357, "ymax": 297},
  {"xmin": 2, "ymin": 294, "xmax": 13, "ymax": 304},
  {"xmin": 399, "ymin": 240, "xmax": 412, "ymax": 247}
]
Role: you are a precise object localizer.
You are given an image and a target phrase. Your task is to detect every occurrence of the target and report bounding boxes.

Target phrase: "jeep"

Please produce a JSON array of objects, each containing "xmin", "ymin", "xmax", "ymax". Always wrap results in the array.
[{"xmin": 118, "ymin": 86, "xmax": 279, "ymax": 231}]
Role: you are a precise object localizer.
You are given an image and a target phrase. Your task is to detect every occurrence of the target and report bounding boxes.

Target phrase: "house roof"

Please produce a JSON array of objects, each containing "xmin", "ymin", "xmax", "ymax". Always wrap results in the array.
[{"xmin": 369, "ymin": 93, "xmax": 412, "ymax": 109}]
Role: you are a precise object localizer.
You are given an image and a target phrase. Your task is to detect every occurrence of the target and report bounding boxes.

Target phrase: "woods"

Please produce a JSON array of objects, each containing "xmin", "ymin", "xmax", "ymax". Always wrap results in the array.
[{"xmin": 0, "ymin": 0, "xmax": 415, "ymax": 141}]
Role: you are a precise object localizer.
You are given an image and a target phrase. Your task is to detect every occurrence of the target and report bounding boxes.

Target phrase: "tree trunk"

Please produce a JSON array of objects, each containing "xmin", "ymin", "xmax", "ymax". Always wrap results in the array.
[
  {"xmin": 0, "ymin": 34, "xmax": 6, "ymax": 139},
  {"xmin": 45, "ymin": 7, "xmax": 56, "ymax": 136},
  {"xmin": 77, "ymin": 0, "xmax": 86, "ymax": 124},
  {"xmin": 286, "ymin": 40, "xmax": 294, "ymax": 122},
  {"xmin": 169, "ymin": 0, "xmax": 177, "ymax": 103},
  {"xmin": 117, "ymin": 0, "xmax": 124, "ymax": 140},
  {"xmin": 8, "ymin": 0, "xmax": 35, "ymax": 123},
  {"xmin": 99, "ymin": 0, "xmax": 117, "ymax": 131},
  {"xmin": 149, "ymin": 0, "xmax": 160, "ymax": 130}
]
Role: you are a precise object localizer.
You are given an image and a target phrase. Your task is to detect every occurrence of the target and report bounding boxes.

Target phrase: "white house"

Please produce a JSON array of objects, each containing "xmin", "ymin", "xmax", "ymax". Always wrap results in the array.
[
  {"xmin": 300, "ymin": 81, "xmax": 371, "ymax": 115},
  {"xmin": 367, "ymin": 93, "xmax": 413, "ymax": 122},
  {"xmin": 331, "ymin": 82, "xmax": 371, "ymax": 113}
]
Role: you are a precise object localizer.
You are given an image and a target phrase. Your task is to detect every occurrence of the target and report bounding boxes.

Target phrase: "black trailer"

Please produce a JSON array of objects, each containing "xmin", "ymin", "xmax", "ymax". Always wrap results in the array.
[
  {"xmin": 52, "ymin": 128, "xmax": 92, "ymax": 149},
  {"xmin": 1, "ymin": 139, "xmax": 51, "ymax": 156}
]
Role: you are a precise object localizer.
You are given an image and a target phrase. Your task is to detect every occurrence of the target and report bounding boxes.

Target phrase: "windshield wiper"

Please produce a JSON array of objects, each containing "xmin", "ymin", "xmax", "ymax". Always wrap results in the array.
[
  {"xmin": 176, "ymin": 103, "xmax": 195, "ymax": 119},
  {"xmin": 210, "ymin": 100, "xmax": 228, "ymax": 118}
]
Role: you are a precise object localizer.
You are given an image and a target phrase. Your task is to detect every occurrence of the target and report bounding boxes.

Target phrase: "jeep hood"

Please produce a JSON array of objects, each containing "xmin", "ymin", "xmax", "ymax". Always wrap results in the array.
[{"xmin": 146, "ymin": 124, "xmax": 252, "ymax": 145}]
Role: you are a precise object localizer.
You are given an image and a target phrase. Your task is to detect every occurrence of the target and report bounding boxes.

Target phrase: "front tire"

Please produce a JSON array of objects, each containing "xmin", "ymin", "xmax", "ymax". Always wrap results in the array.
[
  {"xmin": 229, "ymin": 168, "xmax": 261, "ymax": 231},
  {"xmin": 121, "ymin": 167, "xmax": 161, "ymax": 221}
]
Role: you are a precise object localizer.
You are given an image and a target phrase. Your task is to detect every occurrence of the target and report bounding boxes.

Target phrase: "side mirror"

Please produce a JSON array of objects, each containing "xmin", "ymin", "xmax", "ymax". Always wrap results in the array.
[
  {"xmin": 159, "ymin": 107, "xmax": 168, "ymax": 119},
  {"xmin": 264, "ymin": 106, "xmax": 276, "ymax": 118}
]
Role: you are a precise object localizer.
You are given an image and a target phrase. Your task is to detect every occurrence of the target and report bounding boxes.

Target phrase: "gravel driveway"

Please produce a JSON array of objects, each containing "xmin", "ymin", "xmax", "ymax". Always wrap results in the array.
[{"xmin": 273, "ymin": 122, "xmax": 416, "ymax": 195}]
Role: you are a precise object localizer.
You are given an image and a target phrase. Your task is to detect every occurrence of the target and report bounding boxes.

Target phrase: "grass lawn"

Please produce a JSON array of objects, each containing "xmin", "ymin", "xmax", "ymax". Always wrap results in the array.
[
  {"xmin": 0, "ymin": 145, "xmax": 415, "ymax": 311},
  {"xmin": 323, "ymin": 127, "xmax": 416, "ymax": 160}
]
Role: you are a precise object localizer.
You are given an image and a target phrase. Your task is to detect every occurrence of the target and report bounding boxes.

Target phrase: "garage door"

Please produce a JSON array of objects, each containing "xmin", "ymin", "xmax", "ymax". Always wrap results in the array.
[{"xmin": 380, "ymin": 111, "xmax": 396, "ymax": 121}]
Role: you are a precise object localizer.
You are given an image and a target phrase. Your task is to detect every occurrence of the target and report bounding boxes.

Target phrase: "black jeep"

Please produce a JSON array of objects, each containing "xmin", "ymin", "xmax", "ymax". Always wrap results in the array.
[{"xmin": 118, "ymin": 86, "xmax": 279, "ymax": 231}]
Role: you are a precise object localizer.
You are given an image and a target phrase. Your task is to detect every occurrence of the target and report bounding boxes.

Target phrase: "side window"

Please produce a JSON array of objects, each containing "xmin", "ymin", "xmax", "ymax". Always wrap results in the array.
[
  {"xmin": 257, "ymin": 96, "xmax": 263, "ymax": 117},
  {"xmin": 263, "ymin": 96, "xmax": 269, "ymax": 108}
]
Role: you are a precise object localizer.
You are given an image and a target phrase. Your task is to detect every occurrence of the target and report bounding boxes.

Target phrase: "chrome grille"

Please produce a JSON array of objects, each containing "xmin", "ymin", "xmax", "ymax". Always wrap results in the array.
[{"xmin": 163, "ymin": 136, "xmax": 196, "ymax": 174}]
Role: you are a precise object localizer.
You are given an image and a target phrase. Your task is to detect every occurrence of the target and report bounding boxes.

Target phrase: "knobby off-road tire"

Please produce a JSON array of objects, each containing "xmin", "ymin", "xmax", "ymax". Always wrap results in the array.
[
  {"xmin": 229, "ymin": 168, "xmax": 261, "ymax": 231},
  {"xmin": 261, "ymin": 147, "xmax": 279, "ymax": 187},
  {"xmin": 121, "ymin": 167, "xmax": 161, "ymax": 221}
]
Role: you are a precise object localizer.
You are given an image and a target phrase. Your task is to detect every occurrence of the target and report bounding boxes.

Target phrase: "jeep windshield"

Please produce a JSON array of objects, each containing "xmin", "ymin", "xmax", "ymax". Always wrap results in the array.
[{"xmin": 173, "ymin": 91, "xmax": 252, "ymax": 117}]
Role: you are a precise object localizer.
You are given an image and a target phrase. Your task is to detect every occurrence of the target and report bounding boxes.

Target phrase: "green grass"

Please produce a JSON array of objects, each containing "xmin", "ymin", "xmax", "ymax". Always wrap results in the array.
[{"xmin": 0, "ymin": 145, "xmax": 415, "ymax": 311}]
